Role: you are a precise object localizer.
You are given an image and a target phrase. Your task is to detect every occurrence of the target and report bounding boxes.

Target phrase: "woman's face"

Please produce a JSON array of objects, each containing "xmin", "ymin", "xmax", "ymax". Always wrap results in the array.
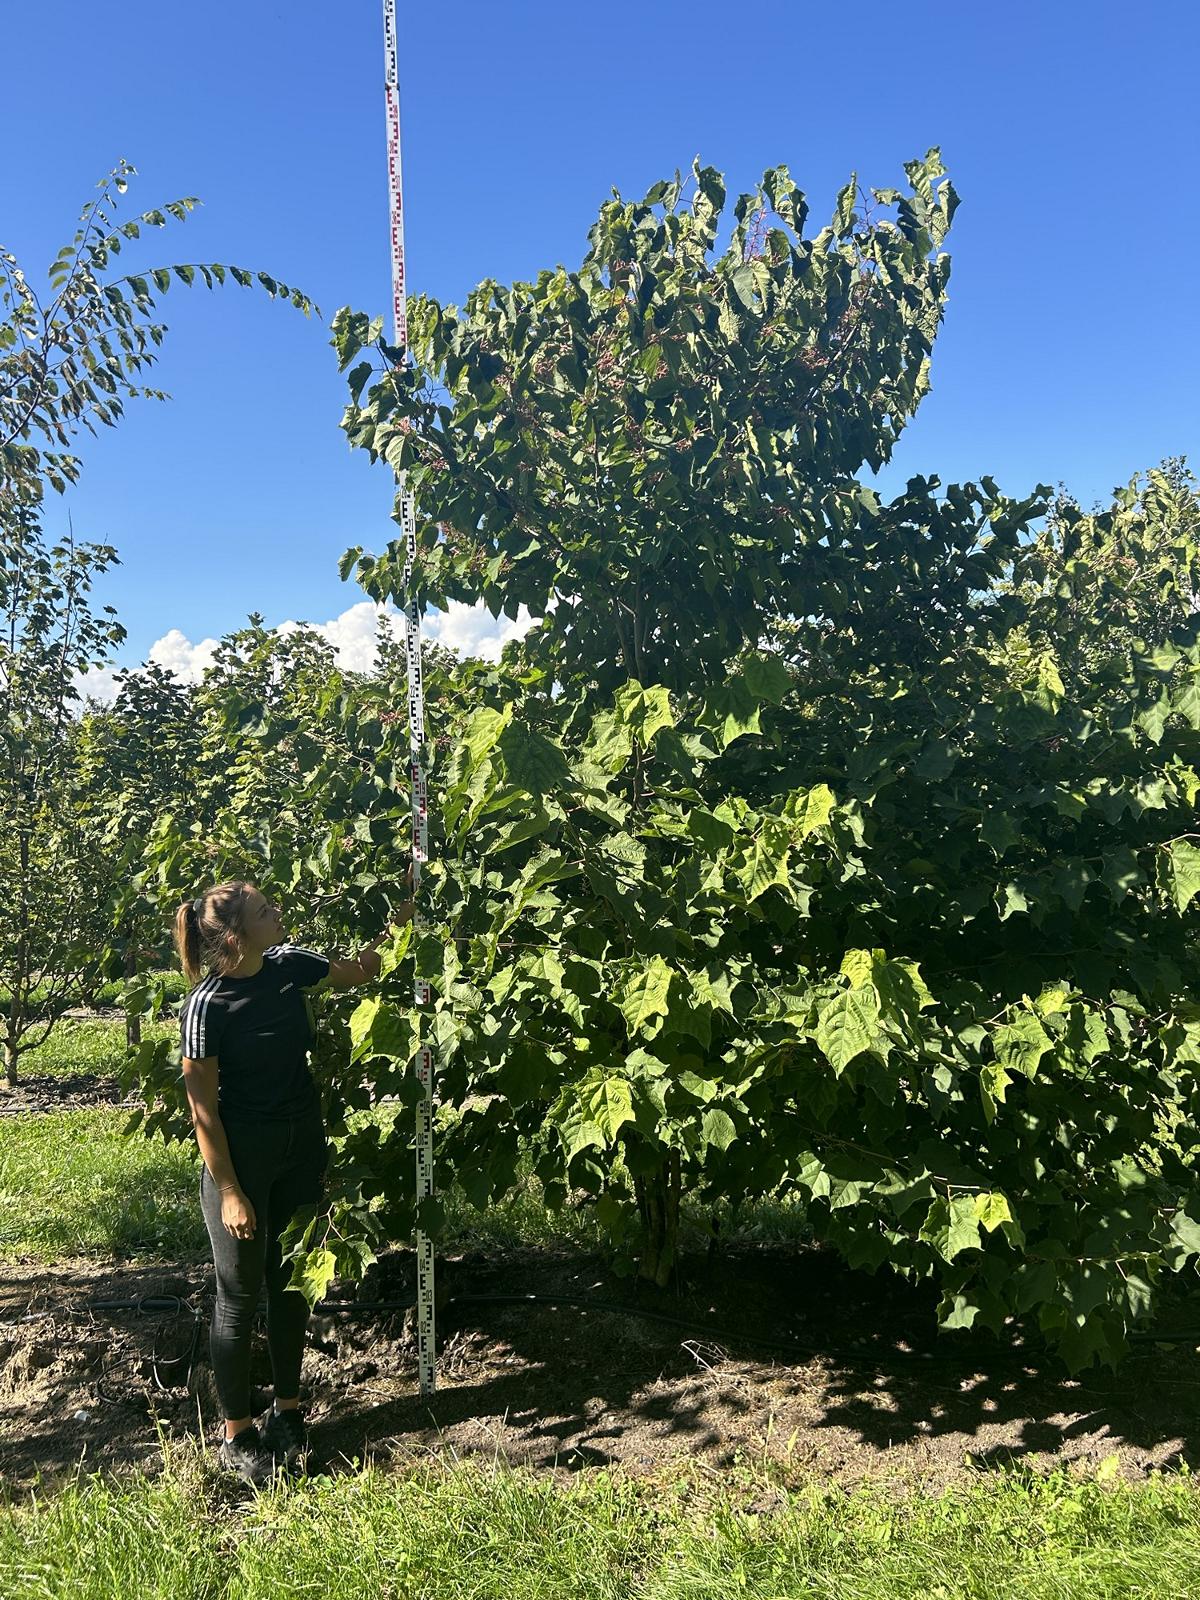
[{"xmin": 242, "ymin": 887, "xmax": 287, "ymax": 953}]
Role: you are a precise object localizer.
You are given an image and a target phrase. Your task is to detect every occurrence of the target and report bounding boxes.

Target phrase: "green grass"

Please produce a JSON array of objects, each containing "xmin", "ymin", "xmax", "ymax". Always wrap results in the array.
[
  {"xmin": 17, "ymin": 1018, "xmax": 175, "ymax": 1080},
  {"xmin": 90, "ymin": 970, "xmax": 189, "ymax": 1008},
  {"xmin": 1, "ymin": 1449, "xmax": 1197, "ymax": 1599},
  {"xmin": 0, "ymin": 1108, "xmax": 205, "ymax": 1260},
  {"xmin": 436, "ymin": 1155, "xmax": 811, "ymax": 1254}
]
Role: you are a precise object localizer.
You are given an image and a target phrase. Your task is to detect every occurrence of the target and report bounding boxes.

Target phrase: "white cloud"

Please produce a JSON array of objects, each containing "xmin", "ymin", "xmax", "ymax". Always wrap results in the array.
[
  {"xmin": 76, "ymin": 664, "xmax": 124, "ymax": 705},
  {"xmin": 76, "ymin": 598, "xmax": 537, "ymax": 705},
  {"xmin": 277, "ymin": 600, "xmax": 391, "ymax": 674},
  {"xmin": 424, "ymin": 600, "xmax": 535, "ymax": 662},
  {"xmin": 149, "ymin": 627, "xmax": 221, "ymax": 684},
  {"xmin": 279, "ymin": 596, "xmax": 535, "ymax": 668}
]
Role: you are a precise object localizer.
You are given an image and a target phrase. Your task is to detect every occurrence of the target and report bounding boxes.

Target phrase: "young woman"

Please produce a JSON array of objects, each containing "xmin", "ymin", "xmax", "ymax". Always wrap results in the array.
[{"xmin": 175, "ymin": 879, "xmax": 410, "ymax": 1484}]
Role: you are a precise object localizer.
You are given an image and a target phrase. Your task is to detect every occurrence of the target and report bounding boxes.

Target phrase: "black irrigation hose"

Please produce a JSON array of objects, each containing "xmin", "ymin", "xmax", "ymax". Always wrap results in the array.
[
  {"xmin": 83, "ymin": 1296, "xmax": 203, "ymax": 1406},
  {"xmin": 321, "ymin": 1292, "xmax": 1200, "ymax": 1359},
  {"xmin": 89, "ymin": 1295, "xmax": 200, "ymax": 1316}
]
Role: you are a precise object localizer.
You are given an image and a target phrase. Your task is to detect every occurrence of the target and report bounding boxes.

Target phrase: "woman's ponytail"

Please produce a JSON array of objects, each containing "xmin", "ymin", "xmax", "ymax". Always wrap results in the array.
[
  {"xmin": 174, "ymin": 900, "xmax": 205, "ymax": 986},
  {"xmin": 173, "ymin": 882, "xmax": 253, "ymax": 988}
]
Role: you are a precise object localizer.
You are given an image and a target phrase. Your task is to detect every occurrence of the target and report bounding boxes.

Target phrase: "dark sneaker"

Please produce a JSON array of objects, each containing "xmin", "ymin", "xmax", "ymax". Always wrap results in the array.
[
  {"xmin": 261, "ymin": 1405, "xmax": 309, "ymax": 1467},
  {"xmin": 217, "ymin": 1423, "xmax": 275, "ymax": 1485}
]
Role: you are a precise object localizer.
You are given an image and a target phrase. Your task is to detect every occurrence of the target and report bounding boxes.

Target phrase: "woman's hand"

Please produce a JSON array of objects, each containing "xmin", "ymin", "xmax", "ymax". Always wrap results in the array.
[
  {"xmin": 356, "ymin": 947, "xmax": 384, "ymax": 981},
  {"xmin": 220, "ymin": 1187, "xmax": 256, "ymax": 1241}
]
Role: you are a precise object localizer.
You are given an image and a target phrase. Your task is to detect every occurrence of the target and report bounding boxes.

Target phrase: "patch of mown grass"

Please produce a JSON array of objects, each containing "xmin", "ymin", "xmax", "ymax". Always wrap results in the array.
[
  {"xmin": 437, "ymin": 1161, "xmax": 810, "ymax": 1254},
  {"xmin": 1, "ymin": 1448, "xmax": 1196, "ymax": 1600},
  {"xmin": 0, "ymin": 1108, "xmax": 205, "ymax": 1261},
  {"xmin": 91, "ymin": 970, "xmax": 189, "ymax": 1008},
  {"xmin": 16, "ymin": 1018, "xmax": 175, "ymax": 1080}
]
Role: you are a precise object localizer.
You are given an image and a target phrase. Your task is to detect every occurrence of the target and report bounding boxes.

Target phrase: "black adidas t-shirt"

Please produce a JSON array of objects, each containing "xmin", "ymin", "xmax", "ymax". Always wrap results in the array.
[{"xmin": 179, "ymin": 945, "xmax": 331, "ymax": 1123}]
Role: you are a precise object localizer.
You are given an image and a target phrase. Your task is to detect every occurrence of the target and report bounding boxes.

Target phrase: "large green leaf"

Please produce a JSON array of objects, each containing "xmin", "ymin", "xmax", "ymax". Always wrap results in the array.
[
  {"xmin": 697, "ymin": 679, "xmax": 761, "ymax": 749},
  {"xmin": 498, "ymin": 725, "xmax": 571, "ymax": 794},
  {"xmin": 348, "ymin": 997, "xmax": 413, "ymax": 1062},
  {"xmin": 974, "ymin": 1192, "xmax": 1013, "ymax": 1233},
  {"xmin": 613, "ymin": 682, "xmax": 675, "ymax": 744},
  {"xmin": 588, "ymin": 1074, "xmax": 636, "ymax": 1144},
  {"xmin": 686, "ymin": 807, "xmax": 735, "ymax": 851},
  {"xmin": 618, "ymin": 955, "xmax": 674, "ymax": 1036},
  {"xmin": 1162, "ymin": 839, "xmax": 1200, "ymax": 913},
  {"xmin": 689, "ymin": 964, "xmax": 736, "ymax": 1015},
  {"xmin": 992, "ymin": 1011, "xmax": 1052, "ymax": 1078},
  {"xmin": 815, "ymin": 986, "xmax": 883, "ymax": 1073},
  {"xmin": 287, "ymin": 1246, "xmax": 338, "ymax": 1310},
  {"xmin": 463, "ymin": 704, "xmax": 513, "ymax": 770},
  {"xmin": 922, "ymin": 1195, "xmax": 982, "ymax": 1262},
  {"xmin": 739, "ymin": 820, "xmax": 791, "ymax": 901},
  {"xmin": 787, "ymin": 784, "xmax": 836, "ymax": 836},
  {"xmin": 585, "ymin": 709, "xmax": 634, "ymax": 775},
  {"xmin": 741, "ymin": 653, "xmax": 792, "ymax": 704},
  {"xmin": 701, "ymin": 1106, "xmax": 737, "ymax": 1151}
]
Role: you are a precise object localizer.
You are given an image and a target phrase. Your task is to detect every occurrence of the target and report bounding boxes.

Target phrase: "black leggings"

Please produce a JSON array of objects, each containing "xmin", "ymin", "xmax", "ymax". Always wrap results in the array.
[{"xmin": 199, "ymin": 1108, "xmax": 328, "ymax": 1420}]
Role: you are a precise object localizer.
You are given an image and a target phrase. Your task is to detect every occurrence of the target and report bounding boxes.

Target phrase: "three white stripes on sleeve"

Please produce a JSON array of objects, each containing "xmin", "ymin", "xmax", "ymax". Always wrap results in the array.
[{"xmin": 182, "ymin": 974, "xmax": 220, "ymax": 1060}]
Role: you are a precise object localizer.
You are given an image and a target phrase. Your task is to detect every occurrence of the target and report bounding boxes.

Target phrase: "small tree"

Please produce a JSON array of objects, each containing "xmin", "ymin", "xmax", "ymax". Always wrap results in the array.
[
  {"xmin": 75, "ymin": 661, "xmax": 201, "ymax": 1045},
  {"xmin": 0, "ymin": 516, "xmax": 125, "ymax": 1083},
  {"xmin": 0, "ymin": 159, "xmax": 320, "ymax": 1088},
  {"xmin": 0, "ymin": 161, "xmax": 315, "ymax": 1081}
]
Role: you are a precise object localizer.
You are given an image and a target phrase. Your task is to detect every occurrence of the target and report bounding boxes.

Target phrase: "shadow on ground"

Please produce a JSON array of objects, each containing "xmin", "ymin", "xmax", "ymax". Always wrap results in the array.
[{"xmin": 3, "ymin": 1244, "xmax": 1197, "ymax": 1490}]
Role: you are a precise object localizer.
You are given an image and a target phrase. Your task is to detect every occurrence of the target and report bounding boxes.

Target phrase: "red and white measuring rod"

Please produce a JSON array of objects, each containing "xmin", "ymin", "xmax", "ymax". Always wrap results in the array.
[{"xmin": 382, "ymin": 0, "xmax": 436, "ymax": 1398}]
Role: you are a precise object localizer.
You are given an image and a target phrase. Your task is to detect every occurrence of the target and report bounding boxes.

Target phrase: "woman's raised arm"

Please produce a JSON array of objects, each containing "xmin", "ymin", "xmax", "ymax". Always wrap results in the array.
[{"xmin": 321, "ymin": 901, "xmax": 413, "ymax": 990}]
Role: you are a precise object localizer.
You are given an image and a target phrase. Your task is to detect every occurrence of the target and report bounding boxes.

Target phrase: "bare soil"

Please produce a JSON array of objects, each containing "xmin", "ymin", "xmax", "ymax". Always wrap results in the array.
[
  {"xmin": 0, "ymin": 1073, "xmax": 133, "ymax": 1115},
  {"xmin": 2, "ymin": 1243, "xmax": 1197, "ymax": 1490}
]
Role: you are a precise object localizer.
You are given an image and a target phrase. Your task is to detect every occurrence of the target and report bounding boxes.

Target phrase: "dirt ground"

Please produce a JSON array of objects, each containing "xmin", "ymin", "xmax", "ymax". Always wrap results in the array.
[
  {"xmin": 0, "ymin": 1072, "xmax": 138, "ymax": 1115},
  {"xmin": 3, "ymin": 1241, "xmax": 1198, "ymax": 1491}
]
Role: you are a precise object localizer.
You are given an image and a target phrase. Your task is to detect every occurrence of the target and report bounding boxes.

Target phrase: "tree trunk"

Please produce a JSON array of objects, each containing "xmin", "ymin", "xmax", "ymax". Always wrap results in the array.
[
  {"xmin": 637, "ymin": 1156, "xmax": 682, "ymax": 1289},
  {"xmin": 4, "ymin": 1039, "xmax": 17, "ymax": 1090},
  {"xmin": 124, "ymin": 941, "xmax": 141, "ymax": 1050}
]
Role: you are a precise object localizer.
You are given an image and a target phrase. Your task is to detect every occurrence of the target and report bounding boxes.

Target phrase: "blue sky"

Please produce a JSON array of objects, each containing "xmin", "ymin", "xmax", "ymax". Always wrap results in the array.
[{"xmin": 4, "ymin": 0, "xmax": 1197, "ymax": 676}]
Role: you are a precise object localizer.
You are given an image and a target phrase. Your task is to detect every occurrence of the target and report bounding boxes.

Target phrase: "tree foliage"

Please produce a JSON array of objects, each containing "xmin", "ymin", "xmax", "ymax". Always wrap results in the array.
[
  {"xmin": 1015, "ymin": 458, "xmax": 1200, "ymax": 690},
  {"xmin": 337, "ymin": 151, "xmax": 958, "ymax": 694},
  {"xmin": 0, "ymin": 519, "xmax": 125, "ymax": 1082},
  {"xmin": 76, "ymin": 662, "xmax": 203, "ymax": 1042},
  {"xmin": 320, "ymin": 467, "xmax": 1200, "ymax": 1368},
  {"xmin": 0, "ymin": 160, "xmax": 315, "ymax": 1080},
  {"xmin": 1, "ymin": 160, "xmax": 316, "ymax": 506},
  {"xmin": 121, "ymin": 617, "xmax": 470, "ymax": 1135}
]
